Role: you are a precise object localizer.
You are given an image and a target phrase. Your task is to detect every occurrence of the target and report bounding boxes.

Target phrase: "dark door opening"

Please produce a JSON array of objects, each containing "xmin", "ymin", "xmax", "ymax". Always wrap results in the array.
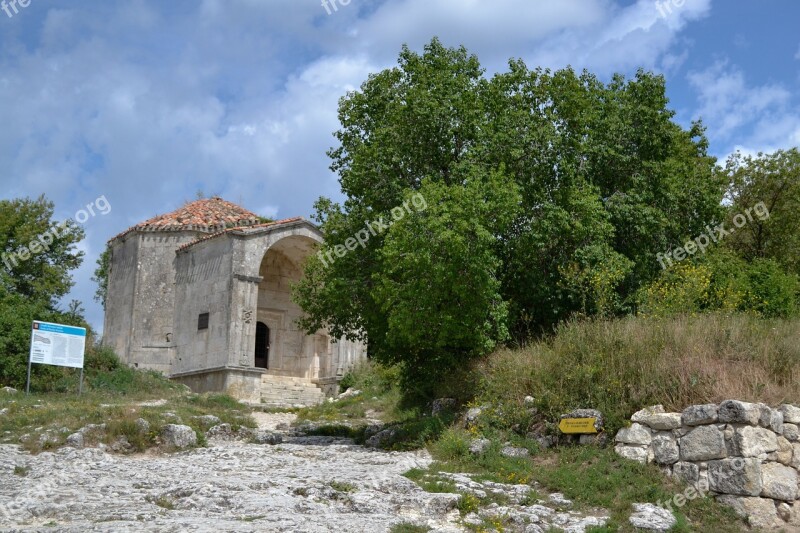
[{"xmin": 255, "ymin": 321, "xmax": 270, "ymax": 369}]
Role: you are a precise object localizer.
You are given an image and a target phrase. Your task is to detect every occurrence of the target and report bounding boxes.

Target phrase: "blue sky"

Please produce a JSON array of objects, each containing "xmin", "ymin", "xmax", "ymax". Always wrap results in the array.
[{"xmin": 1, "ymin": 0, "xmax": 799, "ymax": 332}]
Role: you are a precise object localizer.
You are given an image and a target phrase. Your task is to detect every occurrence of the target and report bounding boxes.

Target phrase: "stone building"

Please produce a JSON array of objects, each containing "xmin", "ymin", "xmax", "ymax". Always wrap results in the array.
[{"xmin": 102, "ymin": 197, "xmax": 366, "ymax": 405}]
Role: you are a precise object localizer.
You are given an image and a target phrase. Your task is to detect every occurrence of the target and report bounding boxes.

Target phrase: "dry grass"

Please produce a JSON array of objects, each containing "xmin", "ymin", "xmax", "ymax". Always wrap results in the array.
[{"xmin": 477, "ymin": 313, "xmax": 800, "ymax": 433}]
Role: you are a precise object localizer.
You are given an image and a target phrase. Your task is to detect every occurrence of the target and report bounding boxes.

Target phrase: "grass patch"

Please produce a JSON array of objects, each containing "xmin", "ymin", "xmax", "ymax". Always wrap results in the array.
[
  {"xmin": 13, "ymin": 465, "xmax": 29, "ymax": 476},
  {"xmin": 389, "ymin": 524, "xmax": 430, "ymax": 533},
  {"xmin": 530, "ymin": 446, "xmax": 744, "ymax": 532},
  {"xmin": 0, "ymin": 361, "xmax": 255, "ymax": 454},
  {"xmin": 477, "ymin": 313, "xmax": 800, "ymax": 435},
  {"xmin": 328, "ymin": 480, "xmax": 357, "ymax": 493}
]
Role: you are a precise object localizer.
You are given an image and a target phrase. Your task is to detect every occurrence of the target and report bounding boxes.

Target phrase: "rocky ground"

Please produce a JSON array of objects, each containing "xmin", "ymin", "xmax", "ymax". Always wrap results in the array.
[{"xmin": 0, "ymin": 412, "xmax": 614, "ymax": 532}]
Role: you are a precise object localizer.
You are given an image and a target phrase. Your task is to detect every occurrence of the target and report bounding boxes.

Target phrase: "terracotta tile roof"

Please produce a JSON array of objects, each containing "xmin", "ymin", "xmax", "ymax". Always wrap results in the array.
[
  {"xmin": 175, "ymin": 217, "xmax": 306, "ymax": 252},
  {"xmin": 110, "ymin": 196, "xmax": 263, "ymax": 242}
]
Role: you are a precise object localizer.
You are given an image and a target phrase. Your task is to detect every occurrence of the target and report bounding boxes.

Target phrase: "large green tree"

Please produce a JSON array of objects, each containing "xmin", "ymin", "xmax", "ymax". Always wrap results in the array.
[
  {"xmin": 294, "ymin": 39, "xmax": 726, "ymax": 395},
  {"xmin": 0, "ymin": 196, "xmax": 87, "ymax": 388}
]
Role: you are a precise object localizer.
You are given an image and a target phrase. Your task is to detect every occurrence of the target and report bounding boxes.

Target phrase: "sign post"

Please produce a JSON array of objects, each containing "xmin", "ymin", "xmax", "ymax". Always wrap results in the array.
[{"xmin": 27, "ymin": 321, "xmax": 87, "ymax": 395}]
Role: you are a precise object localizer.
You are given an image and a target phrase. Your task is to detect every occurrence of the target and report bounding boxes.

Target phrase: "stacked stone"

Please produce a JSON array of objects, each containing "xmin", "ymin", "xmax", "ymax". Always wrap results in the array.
[{"xmin": 614, "ymin": 401, "xmax": 800, "ymax": 529}]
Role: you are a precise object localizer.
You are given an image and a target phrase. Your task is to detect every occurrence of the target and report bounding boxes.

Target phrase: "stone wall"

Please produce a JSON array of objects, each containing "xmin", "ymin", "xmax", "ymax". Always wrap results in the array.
[{"xmin": 615, "ymin": 401, "xmax": 800, "ymax": 529}]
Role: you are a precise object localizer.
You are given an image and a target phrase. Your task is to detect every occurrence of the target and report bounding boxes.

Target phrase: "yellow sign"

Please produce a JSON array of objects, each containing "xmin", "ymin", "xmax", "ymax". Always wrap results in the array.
[{"xmin": 559, "ymin": 417, "xmax": 598, "ymax": 434}]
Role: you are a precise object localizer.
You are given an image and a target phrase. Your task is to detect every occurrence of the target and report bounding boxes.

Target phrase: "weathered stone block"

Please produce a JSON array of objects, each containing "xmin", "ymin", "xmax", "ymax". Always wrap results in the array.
[
  {"xmin": 718, "ymin": 400, "xmax": 761, "ymax": 425},
  {"xmin": 771, "ymin": 410, "xmax": 785, "ymax": 435},
  {"xmin": 680, "ymin": 425, "xmax": 727, "ymax": 461},
  {"xmin": 777, "ymin": 436, "xmax": 794, "ymax": 466},
  {"xmin": 652, "ymin": 434, "xmax": 679, "ymax": 465},
  {"xmin": 780, "ymin": 404, "xmax": 800, "ymax": 425},
  {"xmin": 735, "ymin": 426, "xmax": 778, "ymax": 457},
  {"xmin": 708, "ymin": 458, "xmax": 762, "ymax": 496},
  {"xmin": 681, "ymin": 404, "xmax": 718, "ymax": 426},
  {"xmin": 672, "ymin": 461, "xmax": 700, "ymax": 483},
  {"xmin": 784, "ymin": 423, "xmax": 800, "ymax": 442},
  {"xmin": 615, "ymin": 423, "xmax": 652, "ymax": 445},
  {"xmin": 760, "ymin": 463, "xmax": 798, "ymax": 501},
  {"xmin": 716, "ymin": 495, "xmax": 781, "ymax": 529},
  {"xmin": 614, "ymin": 444, "xmax": 648, "ymax": 464},
  {"xmin": 161, "ymin": 424, "xmax": 197, "ymax": 449},
  {"xmin": 632, "ymin": 405, "xmax": 682, "ymax": 431}
]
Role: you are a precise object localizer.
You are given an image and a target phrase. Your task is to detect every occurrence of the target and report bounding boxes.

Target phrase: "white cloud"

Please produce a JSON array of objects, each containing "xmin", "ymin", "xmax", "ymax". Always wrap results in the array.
[
  {"xmin": 0, "ymin": 0, "xmax": 722, "ymax": 331},
  {"xmin": 688, "ymin": 61, "xmax": 800, "ymax": 158}
]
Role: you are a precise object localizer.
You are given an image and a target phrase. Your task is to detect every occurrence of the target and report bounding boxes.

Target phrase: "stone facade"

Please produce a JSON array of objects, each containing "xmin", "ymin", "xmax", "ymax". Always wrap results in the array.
[
  {"xmin": 615, "ymin": 401, "xmax": 800, "ymax": 529},
  {"xmin": 102, "ymin": 197, "xmax": 367, "ymax": 404}
]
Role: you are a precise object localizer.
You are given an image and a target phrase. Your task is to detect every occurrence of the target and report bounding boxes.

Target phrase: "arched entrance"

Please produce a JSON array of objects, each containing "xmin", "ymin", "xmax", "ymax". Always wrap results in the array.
[
  {"xmin": 256, "ymin": 235, "xmax": 330, "ymax": 378},
  {"xmin": 254, "ymin": 321, "xmax": 270, "ymax": 369}
]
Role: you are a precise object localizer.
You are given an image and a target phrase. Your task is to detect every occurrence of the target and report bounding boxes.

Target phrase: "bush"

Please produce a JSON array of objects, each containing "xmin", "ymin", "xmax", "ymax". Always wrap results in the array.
[{"xmin": 639, "ymin": 250, "xmax": 798, "ymax": 319}]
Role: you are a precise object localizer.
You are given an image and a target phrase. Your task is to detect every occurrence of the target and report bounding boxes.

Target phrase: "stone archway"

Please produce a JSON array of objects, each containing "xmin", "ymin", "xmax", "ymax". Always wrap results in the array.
[{"xmin": 255, "ymin": 235, "xmax": 328, "ymax": 379}]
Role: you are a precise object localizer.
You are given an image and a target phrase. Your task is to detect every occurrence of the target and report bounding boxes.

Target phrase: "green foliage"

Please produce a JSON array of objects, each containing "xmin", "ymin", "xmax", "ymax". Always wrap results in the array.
[
  {"xmin": 0, "ymin": 195, "xmax": 90, "ymax": 390},
  {"xmin": 92, "ymin": 245, "xmax": 111, "ymax": 308},
  {"xmin": 639, "ymin": 249, "xmax": 798, "ymax": 319},
  {"xmin": 723, "ymin": 148, "xmax": 800, "ymax": 274},
  {"xmin": 0, "ymin": 196, "xmax": 85, "ymax": 304},
  {"xmin": 429, "ymin": 427, "xmax": 471, "ymax": 461},
  {"xmin": 295, "ymin": 39, "xmax": 727, "ymax": 397}
]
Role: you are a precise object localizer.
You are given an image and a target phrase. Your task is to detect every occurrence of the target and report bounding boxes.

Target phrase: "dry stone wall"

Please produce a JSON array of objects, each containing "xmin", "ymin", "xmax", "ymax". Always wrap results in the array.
[{"xmin": 614, "ymin": 401, "xmax": 800, "ymax": 529}]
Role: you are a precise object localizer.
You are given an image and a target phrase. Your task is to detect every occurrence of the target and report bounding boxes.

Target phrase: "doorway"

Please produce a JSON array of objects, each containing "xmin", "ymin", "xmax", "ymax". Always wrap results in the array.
[{"xmin": 255, "ymin": 321, "xmax": 270, "ymax": 369}]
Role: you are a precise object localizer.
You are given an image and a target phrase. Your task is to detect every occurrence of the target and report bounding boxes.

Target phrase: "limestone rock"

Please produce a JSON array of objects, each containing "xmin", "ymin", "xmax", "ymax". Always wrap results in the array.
[
  {"xmin": 1, "ymin": 386, "xmax": 18, "ymax": 394},
  {"xmin": 652, "ymin": 434, "xmax": 679, "ymax": 465},
  {"xmin": 680, "ymin": 425, "xmax": 726, "ymax": 461},
  {"xmin": 760, "ymin": 463, "xmax": 798, "ymax": 501},
  {"xmin": 465, "ymin": 407, "xmax": 483, "ymax": 428},
  {"xmin": 778, "ymin": 501, "xmax": 793, "ymax": 522},
  {"xmin": 770, "ymin": 409, "xmax": 785, "ymax": 435},
  {"xmin": 615, "ymin": 423, "xmax": 652, "ymax": 446},
  {"xmin": 192, "ymin": 415, "xmax": 221, "ymax": 427},
  {"xmin": 469, "ymin": 438, "xmax": 491, "ymax": 455},
  {"xmin": 111, "ymin": 436, "xmax": 135, "ymax": 454},
  {"xmin": 365, "ymin": 427, "xmax": 403, "ymax": 449},
  {"xmin": 65, "ymin": 433, "xmax": 84, "ymax": 448},
  {"xmin": 672, "ymin": 462, "xmax": 699, "ymax": 483},
  {"xmin": 718, "ymin": 400, "xmax": 761, "ymax": 425},
  {"xmin": 681, "ymin": 404, "xmax": 718, "ymax": 426},
  {"xmin": 784, "ymin": 423, "xmax": 800, "ymax": 442},
  {"xmin": 252, "ymin": 431, "xmax": 282, "ymax": 445},
  {"xmin": 134, "ymin": 418, "xmax": 150, "ymax": 434},
  {"xmin": 161, "ymin": 424, "xmax": 197, "ymax": 449},
  {"xmin": 500, "ymin": 446, "xmax": 530, "ymax": 458},
  {"xmin": 734, "ymin": 426, "xmax": 778, "ymax": 457},
  {"xmin": 708, "ymin": 458, "xmax": 762, "ymax": 496},
  {"xmin": 780, "ymin": 404, "xmax": 800, "ymax": 425},
  {"xmin": 430, "ymin": 398, "xmax": 457, "ymax": 416},
  {"xmin": 628, "ymin": 503, "xmax": 677, "ymax": 531},
  {"xmin": 632, "ymin": 406, "xmax": 682, "ymax": 431},
  {"xmin": 777, "ymin": 436, "xmax": 793, "ymax": 466},
  {"xmin": 338, "ymin": 388, "xmax": 362, "ymax": 400},
  {"xmin": 615, "ymin": 444, "xmax": 648, "ymax": 464},
  {"xmin": 793, "ymin": 443, "xmax": 800, "ymax": 470},
  {"xmin": 716, "ymin": 495, "xmax": 782, "ymax": 530}
]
